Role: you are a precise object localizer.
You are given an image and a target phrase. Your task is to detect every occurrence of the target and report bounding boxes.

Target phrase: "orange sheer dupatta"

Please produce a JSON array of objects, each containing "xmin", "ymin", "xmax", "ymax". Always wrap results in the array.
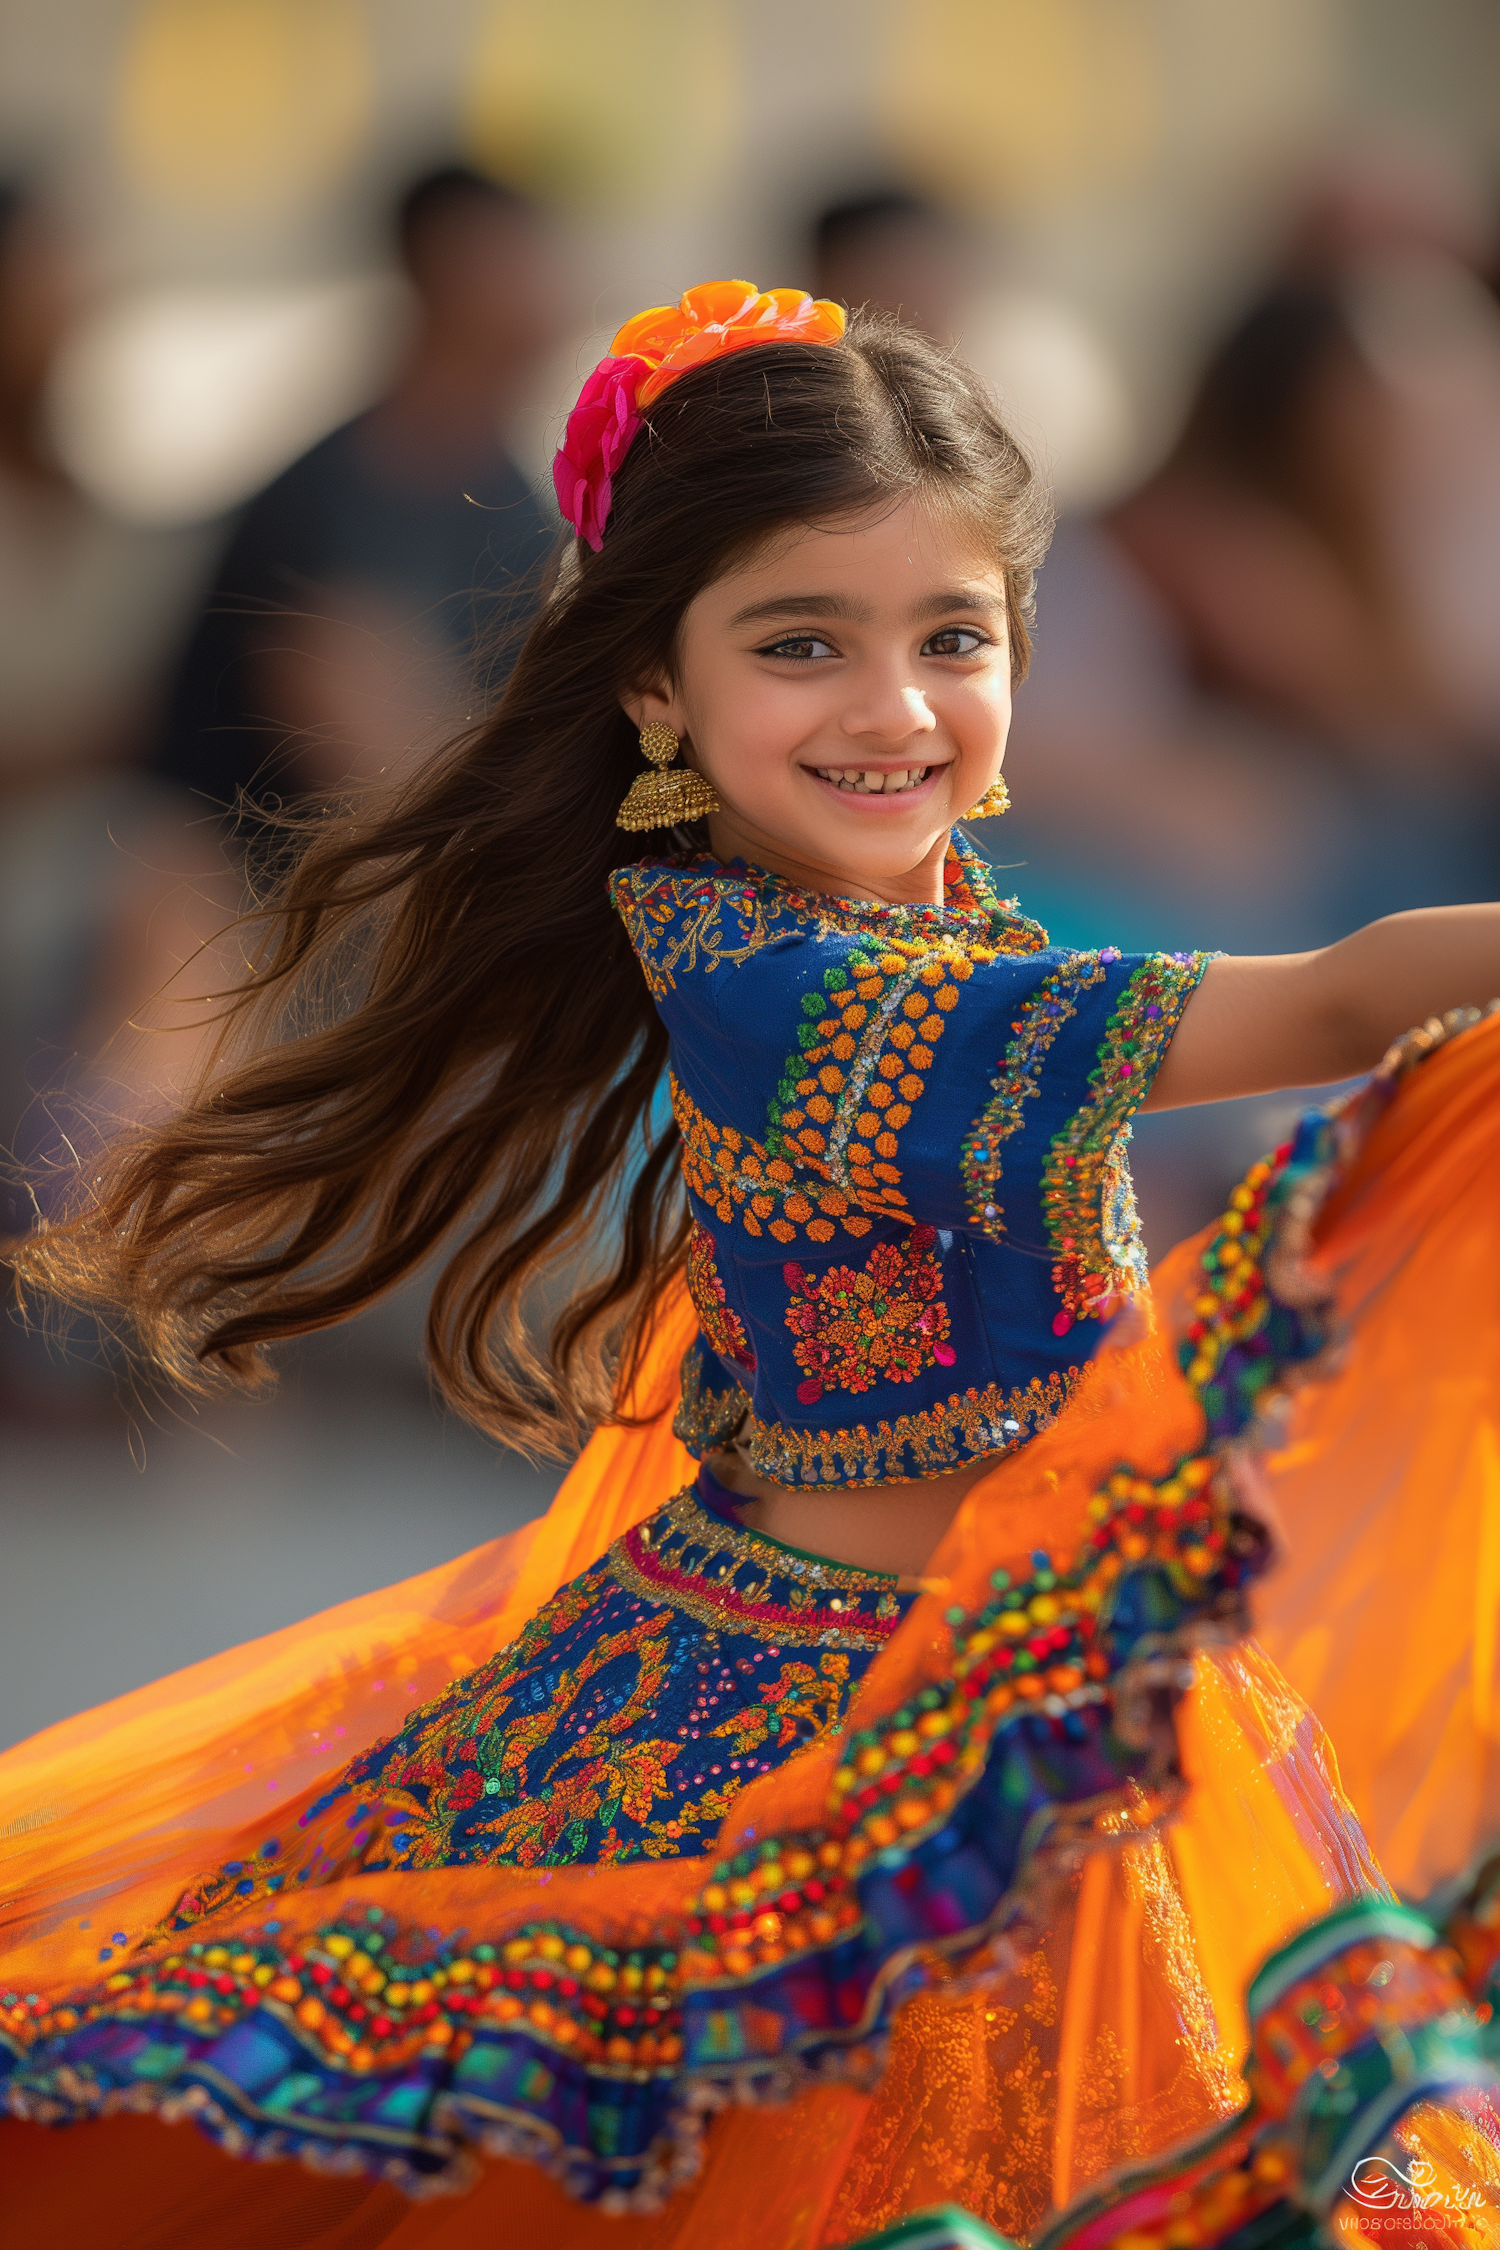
[
  {"xmin": 0, "ymin": 1276, "xmax": 1376, "ymax": 2250},
  {"xmin": 1250, "ymin": 1007, "xmax": 1500, "ymax": 1894},
  {"xmin": 0, "ymin": 1285, "xmax": 698, "ymax": 1996}
]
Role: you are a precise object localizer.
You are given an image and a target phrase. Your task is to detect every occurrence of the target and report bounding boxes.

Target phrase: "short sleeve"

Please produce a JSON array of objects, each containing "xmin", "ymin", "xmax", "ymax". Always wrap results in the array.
[{"xmin": 702, "ymin": 928, "xmax": 1208, "ymax": 1243}]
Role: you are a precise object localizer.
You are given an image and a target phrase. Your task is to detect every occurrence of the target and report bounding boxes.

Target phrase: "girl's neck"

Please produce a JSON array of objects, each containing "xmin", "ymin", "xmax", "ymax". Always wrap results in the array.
[{"xmin": 703, "ymin": 813, "xmax": 952, "ymax": 910}]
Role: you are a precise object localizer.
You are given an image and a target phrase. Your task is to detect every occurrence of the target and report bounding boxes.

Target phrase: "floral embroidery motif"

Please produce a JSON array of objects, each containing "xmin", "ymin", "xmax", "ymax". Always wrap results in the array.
[
  {"xmin": 707, "ymin": 1653, "xmax": 853, "ymax": 1756},
  {"xmin": 671, "ymin": 1074, "xmax": 872, "ymax": 1244},
  {"xmin": 744, "ymin": 1367, "xmax": 1076, "ymax": 1489},
  {"xmin": 960, "ymin": 951, "xmax": 1108, "ymax": 1238},
  {"xmin": 1043, "ymin": 953, "xmax": 1208, "ymax": 1333},
  {"xmin": 782, "ymin": 1224, "xmax": 954, "ymax": 1405},
  {"xmin": 684, "ymin": 1221, "xmax": 755, "ymax": 1369}
]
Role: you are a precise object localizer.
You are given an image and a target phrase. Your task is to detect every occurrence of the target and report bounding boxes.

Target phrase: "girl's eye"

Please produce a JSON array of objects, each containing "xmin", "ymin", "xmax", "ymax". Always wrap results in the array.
[
  {"xmin": 756, "ymin": 634, "xmax": 837, "ymax": 662},
  {"xmin": 923, "ymin": 626, "xmax": 990, "ymax": 658}
]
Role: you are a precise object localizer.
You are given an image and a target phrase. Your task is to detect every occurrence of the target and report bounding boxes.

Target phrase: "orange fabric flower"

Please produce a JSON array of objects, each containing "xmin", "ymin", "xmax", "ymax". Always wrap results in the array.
[
  {"xmin": 610, "ymin": 279, "xmax": 846, "ymax": 408},
  {"xmin": 554, "ymin": 280, "xmax": 846, "ymax": 547}
]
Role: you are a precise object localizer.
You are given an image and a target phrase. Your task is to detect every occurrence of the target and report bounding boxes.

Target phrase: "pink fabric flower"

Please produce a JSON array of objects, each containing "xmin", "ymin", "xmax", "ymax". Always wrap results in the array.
[{"xmin": 552, "ymin": 353, "xmax": 646, "ymax": 552}]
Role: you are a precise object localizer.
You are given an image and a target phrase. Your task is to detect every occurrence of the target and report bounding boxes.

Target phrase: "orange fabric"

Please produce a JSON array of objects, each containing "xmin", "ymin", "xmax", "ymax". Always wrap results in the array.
[
  {"xmin": 1253, "ymin": 1009, "xmax": 1500, "ymax": 1892},
  {"xmin": 0, "ymin": 1648, "xmax": 1371, "ymax": 2247},
  {"xmin": 0, "ymin": 1279, "xmax": 697, "ymax": 1994},
  {"xmin": 0, "ymin": 1292, "xmax": 1377, "ymax": 2243},
  {"xmin": 13, "ymin": 1018, "xmax": 1500, "ymax": 2240}
]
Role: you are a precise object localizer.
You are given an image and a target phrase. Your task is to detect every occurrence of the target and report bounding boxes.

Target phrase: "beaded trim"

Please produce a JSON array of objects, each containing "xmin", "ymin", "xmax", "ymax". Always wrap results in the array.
[
  {"xmin": 675, "ymin": 1436, "xmax": 1263, "ymax": 1994},
  {"xmin": 2, "ymin": 1906, "xmax": 699, "ymax": 2207},
  {"xmin": 611, "ymin": 1486, "xmax": 904, "ymax": 1652},
  {"xmin": 741, "ymin": 1366, "xmax": 1077, "ymax": 1489},
  {"xmin": 1042, "ymin": 953, "xmax": 1209, "ymax": 1331},
  {"xmin": 960, "ymin": 950, "xmax": 1108, "ymax": 1240}
]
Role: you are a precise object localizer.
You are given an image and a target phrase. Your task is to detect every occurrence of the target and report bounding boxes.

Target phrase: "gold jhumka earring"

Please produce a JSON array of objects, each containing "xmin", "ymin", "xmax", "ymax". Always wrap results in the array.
[
  {"xmin": 615, "ymin": 724, "xmax": 722, "ymax": 831},
  {"xmin": 967, "ymin": 776, "xmax": 1011, "ymax": 819}
]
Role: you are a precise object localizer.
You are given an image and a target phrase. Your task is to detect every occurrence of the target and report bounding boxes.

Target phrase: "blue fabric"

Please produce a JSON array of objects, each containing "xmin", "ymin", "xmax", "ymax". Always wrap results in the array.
[{"xmin": 610, "ymin": 835, "xmax": 1210, "ymax": 1489}]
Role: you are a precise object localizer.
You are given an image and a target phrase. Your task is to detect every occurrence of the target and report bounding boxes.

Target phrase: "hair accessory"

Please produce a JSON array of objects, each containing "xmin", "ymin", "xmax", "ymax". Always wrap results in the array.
[
  {"xmin": 967, "ymin": 776, "xmax": 1011, "ymax": 820},
  {"xmin": 616, "ymin": 723, "xmax": 722, "ymax": 831},
  {"xmin": 555, "ymin": 280, "xmax": 846, "ymax": 552}
]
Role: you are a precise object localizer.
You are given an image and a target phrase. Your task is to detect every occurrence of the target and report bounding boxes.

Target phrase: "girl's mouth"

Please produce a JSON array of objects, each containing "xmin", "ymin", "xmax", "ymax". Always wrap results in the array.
[{"xmin": 809, "ymin": 764, "xmax": 935, "ymax": 796}]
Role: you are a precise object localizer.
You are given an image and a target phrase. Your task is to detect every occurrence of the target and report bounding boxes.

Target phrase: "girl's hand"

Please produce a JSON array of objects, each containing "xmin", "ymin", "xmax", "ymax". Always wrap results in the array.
[{"xmin": 1146, "ymin": 905, "xmax": 1500, "ymax": 1111}]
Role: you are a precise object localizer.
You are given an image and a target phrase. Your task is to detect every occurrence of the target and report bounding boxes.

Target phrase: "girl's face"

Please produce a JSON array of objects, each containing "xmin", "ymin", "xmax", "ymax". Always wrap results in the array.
[{"xmin": 623, "ymin": 497, "xmax": 1013, "ymax": 907}]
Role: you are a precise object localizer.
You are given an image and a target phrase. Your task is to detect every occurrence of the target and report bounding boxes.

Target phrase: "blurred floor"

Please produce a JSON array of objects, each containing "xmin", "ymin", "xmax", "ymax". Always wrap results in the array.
[{"xmin": 0, "ymin": 1327, "xmax": 562, "ymax": 1753}]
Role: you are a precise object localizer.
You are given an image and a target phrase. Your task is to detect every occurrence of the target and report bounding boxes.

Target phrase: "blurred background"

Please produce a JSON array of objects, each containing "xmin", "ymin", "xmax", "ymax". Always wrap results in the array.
[{"xmin": 4, "ymin": 0, "xmax": 1500, "ymax": 1747}]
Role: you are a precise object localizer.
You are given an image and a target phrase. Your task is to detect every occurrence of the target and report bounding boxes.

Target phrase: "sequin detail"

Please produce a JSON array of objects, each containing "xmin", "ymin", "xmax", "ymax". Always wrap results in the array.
[
  {"xmin": 742, "ymin": 1367, "xmax": 1076, "ymax": 1489},
  {"xmin": 1043, "ymin": 953, "xmax": 1208, "ymax": 1332},
  {"xmin": 671, "ymin": 1338, "xmax": 751, "ymax": 1455},
  {"xmin": 611, "ymin": 1484, "xmax": 904, "ymax": 1651}
]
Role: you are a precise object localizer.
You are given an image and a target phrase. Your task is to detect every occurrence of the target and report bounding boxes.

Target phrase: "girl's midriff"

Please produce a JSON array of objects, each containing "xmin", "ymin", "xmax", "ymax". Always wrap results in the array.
[{"xmin": 708, "ymin": 1443, "xmax": 996, "ymax": 1580}]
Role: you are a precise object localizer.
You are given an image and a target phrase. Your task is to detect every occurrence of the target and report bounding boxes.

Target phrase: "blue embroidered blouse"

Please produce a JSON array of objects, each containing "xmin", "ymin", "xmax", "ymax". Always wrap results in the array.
[{"xmin": 610, "ymin": 833, "xmax": 1209, "ymax": 1491}]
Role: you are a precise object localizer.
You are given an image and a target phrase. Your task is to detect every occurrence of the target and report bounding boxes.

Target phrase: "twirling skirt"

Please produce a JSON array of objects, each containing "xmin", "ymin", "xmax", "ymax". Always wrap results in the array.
[{"xmin": 6, "ymin": 1011, "xmax": 1500, "ymax": 2248}]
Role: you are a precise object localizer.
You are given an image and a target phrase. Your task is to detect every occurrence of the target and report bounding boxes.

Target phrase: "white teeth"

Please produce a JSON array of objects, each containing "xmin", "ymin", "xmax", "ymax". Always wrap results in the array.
[{"xmin": 813, "ymin": 765, "xmax": 930, "ymax": 795}]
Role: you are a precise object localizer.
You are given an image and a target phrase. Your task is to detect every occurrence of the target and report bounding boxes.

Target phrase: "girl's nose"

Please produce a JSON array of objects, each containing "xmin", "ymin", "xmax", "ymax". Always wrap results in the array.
[{"xmin": 839, "ymin": 678, "xmax": 938, "ymax": 744}]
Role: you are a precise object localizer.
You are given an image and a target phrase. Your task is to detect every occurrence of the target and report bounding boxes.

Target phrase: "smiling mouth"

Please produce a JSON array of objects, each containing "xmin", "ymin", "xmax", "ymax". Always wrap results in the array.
[{"xmin": 810, "ymin": 765, "xmax": 935, "ymax": 796}]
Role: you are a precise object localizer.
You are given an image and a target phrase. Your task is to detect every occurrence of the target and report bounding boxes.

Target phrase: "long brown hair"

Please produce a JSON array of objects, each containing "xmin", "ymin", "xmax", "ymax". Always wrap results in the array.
[{"xmin": 8, "ymin": 312, "xmax": 1052, "ymax": 1454}]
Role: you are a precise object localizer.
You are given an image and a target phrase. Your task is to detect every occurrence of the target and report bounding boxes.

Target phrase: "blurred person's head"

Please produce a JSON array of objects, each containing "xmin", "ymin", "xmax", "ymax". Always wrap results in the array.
[
  {"xmin": 0, "ymin": 182, "xmax": 77, "ymax": 485},
  {"xmin": 393, "ymin": 164, "xmax": 563, "ymax": 395},
  {"xmin": 811, "ymin": 188, "xmax": 967, "ymax": 342},
  {"xmin": 1109, "ymin": 275, "xmax": 1411, "ymax": 737},
  {"xmin": 1286, "ymin": 142, "xmax": 1496, "ymax": 282}
]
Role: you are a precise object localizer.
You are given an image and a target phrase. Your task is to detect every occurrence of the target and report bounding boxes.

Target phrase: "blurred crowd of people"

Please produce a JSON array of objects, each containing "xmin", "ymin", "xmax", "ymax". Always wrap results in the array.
[{"xmin": 6, "ymin": 146, "xmax": 1500, "ymax": 1408}]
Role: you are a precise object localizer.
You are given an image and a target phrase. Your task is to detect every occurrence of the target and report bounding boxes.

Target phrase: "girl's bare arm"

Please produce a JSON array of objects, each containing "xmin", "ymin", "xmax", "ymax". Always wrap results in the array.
[{"xmin": 1146, "ymin": 905, "xmax": 1500, "ymax": 1111}]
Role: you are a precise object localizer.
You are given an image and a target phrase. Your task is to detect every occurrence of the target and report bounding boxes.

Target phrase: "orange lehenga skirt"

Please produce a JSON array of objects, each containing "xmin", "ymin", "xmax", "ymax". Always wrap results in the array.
[{"xmin": 6, "ymin": 1012, "xmax": 1500, "ymax": 2250}]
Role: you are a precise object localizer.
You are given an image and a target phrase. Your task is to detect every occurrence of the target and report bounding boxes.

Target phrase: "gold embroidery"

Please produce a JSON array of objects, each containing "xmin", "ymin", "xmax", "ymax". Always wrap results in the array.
[
  {"xmin": 671, "ymin": 1341, "xmax": 751, "ymax": 1456},
  {"xmin": 610, "ymin": 1484, "xmax": 904, "ymax": 1651},
  {"xmin": 744, "ymin": 1366, "xmax": 1077, "ymax": 1488},
  {"xmin": 1043, "ymin": 954, "xmax": 1208, "ymax": 1331},
  {"xmin": 961, "ymin": 952, "xmax": 1107, "ymax": 1239}
]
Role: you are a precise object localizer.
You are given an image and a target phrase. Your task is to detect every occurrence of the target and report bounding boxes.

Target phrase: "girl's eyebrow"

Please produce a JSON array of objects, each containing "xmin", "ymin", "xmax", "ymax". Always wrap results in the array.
[
  {"xmin": 728, "ymin": 592, "xmax": 872, "ymax": 628},
  {"xmin": 728, "ymin": 584, "xmax": 1004, "ymax": 630}
]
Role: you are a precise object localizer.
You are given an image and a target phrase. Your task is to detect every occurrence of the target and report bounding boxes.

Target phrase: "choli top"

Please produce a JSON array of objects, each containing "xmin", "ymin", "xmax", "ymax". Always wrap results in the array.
[{"xmin": 609, "ymin": 834, "xmax": 1209, "ymax": 1490}]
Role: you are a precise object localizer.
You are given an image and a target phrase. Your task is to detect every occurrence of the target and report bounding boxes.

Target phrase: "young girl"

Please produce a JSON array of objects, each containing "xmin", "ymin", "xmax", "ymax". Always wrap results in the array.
[{"xmin": 5, "ymin": 280, "xmax": 1500, "ymax": 2249}]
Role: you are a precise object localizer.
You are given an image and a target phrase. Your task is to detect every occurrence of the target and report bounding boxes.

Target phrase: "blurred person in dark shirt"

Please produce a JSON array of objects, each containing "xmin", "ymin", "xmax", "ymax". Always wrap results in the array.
[{"xmin": 159, "ymin": 165, "xmax": 562, "ymax": 826}]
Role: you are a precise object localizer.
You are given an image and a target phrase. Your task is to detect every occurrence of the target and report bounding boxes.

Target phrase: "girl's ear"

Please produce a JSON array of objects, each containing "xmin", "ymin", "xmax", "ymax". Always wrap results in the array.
[{"xmin": 619, "ymin": 679, "xmax": 681, "ymax": 735}]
